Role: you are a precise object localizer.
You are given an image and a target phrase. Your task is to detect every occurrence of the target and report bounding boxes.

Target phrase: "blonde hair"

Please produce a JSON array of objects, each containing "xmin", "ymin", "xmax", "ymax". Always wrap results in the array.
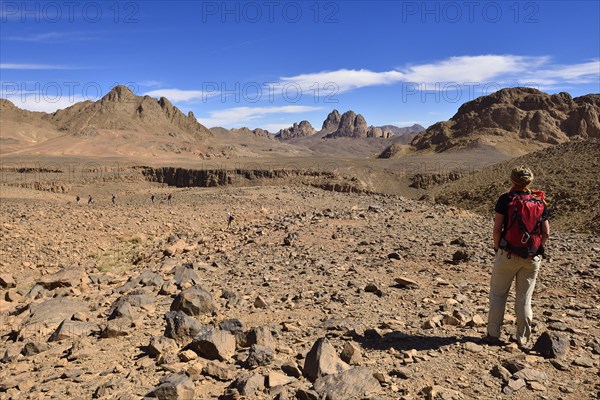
[{"xmin": 510, "ymin": 166, "xmax": 534, "ymax": 187}]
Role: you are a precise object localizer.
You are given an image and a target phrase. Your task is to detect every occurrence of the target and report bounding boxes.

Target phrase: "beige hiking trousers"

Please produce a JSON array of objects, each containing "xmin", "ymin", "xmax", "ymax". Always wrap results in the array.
[{"xmin": 487, "ymin": 249, "xmax": 542, "ymax": 346}]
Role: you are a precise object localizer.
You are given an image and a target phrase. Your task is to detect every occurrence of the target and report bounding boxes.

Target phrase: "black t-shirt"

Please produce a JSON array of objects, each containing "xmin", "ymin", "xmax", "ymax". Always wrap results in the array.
[{"xmin": 495, "ymin": 191, "xmax": 549, "ymax": 228}]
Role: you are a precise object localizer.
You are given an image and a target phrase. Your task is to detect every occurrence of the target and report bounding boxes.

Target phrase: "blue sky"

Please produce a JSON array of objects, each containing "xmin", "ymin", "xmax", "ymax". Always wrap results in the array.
[{"xmin": 1, "ymin": 1, "xmax": 599, "ymax": 131}]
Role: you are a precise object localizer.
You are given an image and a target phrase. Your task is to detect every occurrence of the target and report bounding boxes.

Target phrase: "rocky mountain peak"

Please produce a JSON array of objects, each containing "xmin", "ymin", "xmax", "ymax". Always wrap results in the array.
[
  {"xmin": 325, "ymin": 110, "xmax": 369, "ymax": 138},
  {"xmin": 411, "ymin": 87, "xmax": 600, "ymax": 151},
  {"xmin": 321, "ymin": 109, "xmax": 342, "ymax": 133},
  {"xmin": 276, "ymin": 120, "xmax": 316, "ymax": 140},
  {"xmin": 101, "ymin": 85, "xmax": 137, "ymax": 104}
]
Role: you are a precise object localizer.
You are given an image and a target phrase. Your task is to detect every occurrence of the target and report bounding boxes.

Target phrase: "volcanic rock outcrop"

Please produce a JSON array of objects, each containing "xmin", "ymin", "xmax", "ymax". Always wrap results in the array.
[
  {"xmin": 275, "ymin": 121, "xmax": 316, "ymax": 140},
  {"xmin": 326, "ymin": 111, "xmax": 368, "ymax": 138},
  {"xmin": 321, "ymin": 109, "xmax": 342, "ymax": 134},
  {"xmin": 47, "ymin": 85, "xmax": 212, "ymax": 139},
  {"xmin": 411, "ymin": 87, "xmax": 600, "ymax": 151}
]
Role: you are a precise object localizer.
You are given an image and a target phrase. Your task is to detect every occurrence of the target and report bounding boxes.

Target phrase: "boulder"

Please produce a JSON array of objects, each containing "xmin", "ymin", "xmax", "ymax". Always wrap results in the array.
[
  {"xmin": 49, "ymin": 320, "xmax": 98, "ymax": 342},
  {"xmin": 188, "ymin": 326, "xmax": 236, "ymax": 361},
  {"xmin": 170, "ymin": 287, "xmax": 216, "ymax": 317},
  {"xmin": 245, "ymin": 344, "xmax": 274, "ymax": 368},
  {"xmin": 532, "ymin": 331, "xmax": 568, "ymax": 358},
  {"xmin": 203, "ymin": 360, "xmax": 235, "ymax": 381},
  {"xmin": 313, "ymin": 367, "xmax": 380, "ymax": 400},
  {"xmin": 267, "ymin": 371, "xmax": 296, "ymax": 388},
  {"xmin": 164, "ymin": 311, "xmax": 204, "ymax": 345},
  {"xmin": 172, "ymin": 265, "xmax": 203, "ymax": 288},
  {"xmin": 233, "ymin": 373, "xmax": 265, "ymax": 396},
  {"xmin": 420, "ymin": 385, "xmax": 464, "ymax": 399},
  {"xmin": 37, "ymin": 268, "xmax": 89, "ymax": 290},
  {"xmin": 303, "ymin": 337, "xmax": 350, "ymax": 382},
  {"xmin": 340, "ymin": 342, "xmax": 362, "ymax": 365},
  {"xmin": 0, "ymin": 273, "xmax": 16, "ymax": 288},
  {"xmin": 21, "ymin": 297, "xmax": 88, "ymax": 340},
  {"xmin": 147, "ymin": 336, "xmax": 179, "ymax": 358},
  {"xmin": 394, "ymin": 276, "xmax": 420, "ymax": 289},
  {"xmin": 146, "ymin": 373, "xmax": 195, "ymax": 400}
]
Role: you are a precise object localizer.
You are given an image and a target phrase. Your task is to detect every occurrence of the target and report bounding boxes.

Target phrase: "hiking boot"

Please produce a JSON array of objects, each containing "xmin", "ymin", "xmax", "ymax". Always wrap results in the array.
[{"xmin": 477, "ymin": 335, "xmax": 505, "ymax": 346}]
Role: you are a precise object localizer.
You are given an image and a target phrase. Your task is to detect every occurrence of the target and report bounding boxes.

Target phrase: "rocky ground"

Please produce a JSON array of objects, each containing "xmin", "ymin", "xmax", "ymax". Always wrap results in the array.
[{"xmin": 1, "ymin": 181, "xmax": 599, "ymax": 399}]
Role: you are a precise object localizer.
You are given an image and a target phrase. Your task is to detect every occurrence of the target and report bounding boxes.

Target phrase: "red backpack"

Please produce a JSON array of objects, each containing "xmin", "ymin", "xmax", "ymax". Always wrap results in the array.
[{"xmin": 500, "ymin": 191, "xmax": 546, "ymax": 258}]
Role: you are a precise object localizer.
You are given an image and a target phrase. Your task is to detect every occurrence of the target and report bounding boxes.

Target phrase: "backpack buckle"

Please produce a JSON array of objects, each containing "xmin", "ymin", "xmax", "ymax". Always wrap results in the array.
[{"xmin": 521, "ymin": 232, "xmax": 531, "ymax": 244}]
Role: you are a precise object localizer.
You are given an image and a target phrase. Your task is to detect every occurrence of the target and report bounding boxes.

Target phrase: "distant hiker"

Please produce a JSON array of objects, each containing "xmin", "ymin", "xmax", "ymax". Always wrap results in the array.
[
  {"xmin": 167, "ymin": 193, "xmax": 172, "ymax": 205},
  {"xmin": 151, "ymin": 194, "xmax": 155, "ymax": 204},
  {"xmin": 112, "ymin": 194, "xmax": 116, "ymax": 205},
  {"xmin": 87, "ymin": 195, "xmax": 94, "ymax": 205},
  {"xmin": 76, "ymin": 195, "xmax": 80, "ymax": 204},
  {"xmin": 482, "ymin": 166, "xmax": 549, "ymax": 349},
  {"xmin": 227, "ymin": 212, "xmax": 234, "ymax": 229}
]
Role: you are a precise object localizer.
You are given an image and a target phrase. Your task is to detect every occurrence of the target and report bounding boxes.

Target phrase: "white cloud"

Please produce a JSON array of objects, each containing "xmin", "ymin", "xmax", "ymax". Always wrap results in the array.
[
  {"xmin": 144, "ymin": 88, "xmax": 210, "ymax": 102},
  {"xmin": 279, "ymin": 55, "xmax": 599, "ymax": 95},
  {"xmin": 519, "ymin": 60, "xmax": 600, "ymax": 85},
  {"xmin": 401, "ymin": 55, "xmax": 547, "ymax": 84},
  {"xmin": 280, "ymin": 69, "xmax": 405, "ymax": 93},
  {"xmin": 2, "ymin": 93, "xmax": 83, "ymax": 113},
  {"xmin": 4, "ymin": 32, "xmax": 96, "ymax": 42},
  {"xmin": 261, "ymin": 123, "xmax": 295, "ymax": 132},
  {"xmin": 197, "ymin": 106, "xmax": 322, "ymax": 128},
  {"xmin": 0, "ymin": 63, "xmax": 76, "ymax": 70}
]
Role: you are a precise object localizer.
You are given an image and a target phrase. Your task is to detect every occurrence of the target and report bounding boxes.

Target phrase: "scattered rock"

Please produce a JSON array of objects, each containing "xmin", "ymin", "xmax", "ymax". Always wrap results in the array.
[
  {"xmin": 254, "ymin": 295, "xmax": 269, "ymax": 308},
  {"xmin": 390, "ymin": 366, "xmax": 412, "ymax": 379},
  {"xmin": 463, "ymin": 342, "xmax": 483, "ymax": 353},
  {"xmin": 281, "ymin": 362, "xmax": 302, "ymax": 378},
  {"xmin": 147, "ymin": 336, "xmax": 178, "ymax": 358},
  {"xmin": 303, "ymin": 337, "xmax": 350, "ymax": 382},
  {"xmin": 573, "ymin": 356, "xmax": 595, "ymax": 368},
  {"xmin": 146, "ymin": 373, "xmax": 195, "ymax": 399},
  {"xmin": 245, "ymin": 344, "xmax": 274, "ymax": 368},
  {"xmin": 502, "ymin": 378, "xmax": 526, "ymax": 394},
  {"xmin": 37, "ymin": 268, "xmax": 89, "ymax": 290},
  {"xmin": 188, "ymin": 326, "xmax": 236, "ymax": 361},
  {"xmin": 219, "ymin": 319, "xmax": 244, "ymax": 334},
  {"xmin": 233, "ymin": 373, "xmax": 265, "ymax": 396},
  {"xmin": 313, "ymin": 367, "xmax": 381, "ymax": 400},
  {"xmin": 532, "ymin": 331, "xmax": 568, "ymax": 358},
  {"xmin": 267, "ymin": 371, "xmax": 295, "ymax": 388},
  {"xmin": 245, "ymin": 326, "xmax": 275, "ymax": 349},
  {"xmin": 164, "ymin": 311, "xmax": 204, "ymax": 345},
  {"xmin": 491, "ymin": 364, "xmax": 511, "ymax": 382},
  {"xmin": 452, "ymin": 250, "xmax": 470, "ymax": 263},
  {"xmin": 420, "ymin": 385, "xmax": 464, "ymax": 399},
  {"xmin": 49, "ymin": 320, "xmax": 98, "ymax": 342},
  {"xmin": 108, "ymin": 299, "xmax": 136, "ymax": 321},
  {"xmin": 340, "ymin": 341, "xmax": 362, "ymax": 365},
  {"xmin": 100, "ymin": 319, "xmax": 132, "ymax": 338},
  {"xmin": 178, "ymin": 349, "xmax": 197, "ymax": 362},
  {"xmin": 170, "ymin": 286, "xmax": 216, "ymax": 316},
  {"xmin": 513, "ymin": 367, "xmax": 548, "ymax": 382},
  {"xmin": 22, "ymin": 342, "xmax": 52, "ymax": 356},
  {"xmin": 394, "ymin": 276, "xmax": 419, "ymax": 289},
  {"xmin": 204, "ymin": 360, "xmax": 235, "ymax": 381},
  {"xmin": 0, "ymin": 273, "xmax": 16, "ymax": 288}
]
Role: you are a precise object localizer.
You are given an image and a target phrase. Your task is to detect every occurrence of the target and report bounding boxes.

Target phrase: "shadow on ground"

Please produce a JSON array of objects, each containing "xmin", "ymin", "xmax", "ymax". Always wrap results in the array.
[{"xmin": 354, "ymin": 330, "xmax": 479, "ymax": 352}]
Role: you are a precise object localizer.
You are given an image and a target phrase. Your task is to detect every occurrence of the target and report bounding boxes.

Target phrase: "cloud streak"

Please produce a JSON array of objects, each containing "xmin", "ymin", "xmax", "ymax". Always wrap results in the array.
[
  {"xmin": 4, "ymin": 31, "xmax": 98, "ymax": 42},
  {"xmin": 197, "ymin": 105, "xmax": 322, "ymax": 128},
  {"xmin": 0, "ymin": 63, "xmax": 78, "ymax": 70},
  {"xmin": 281, "ymin": 55, "xmax": 599, "ymax": 93}
]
